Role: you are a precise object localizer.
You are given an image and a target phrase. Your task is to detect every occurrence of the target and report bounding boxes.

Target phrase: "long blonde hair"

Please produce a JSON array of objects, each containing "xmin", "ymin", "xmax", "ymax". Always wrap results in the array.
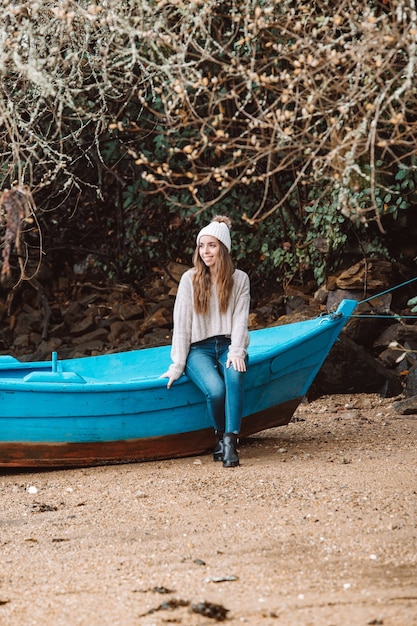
[{"xmin": 192, "ymin": 216, "xmax": 234, "ymax": 314}]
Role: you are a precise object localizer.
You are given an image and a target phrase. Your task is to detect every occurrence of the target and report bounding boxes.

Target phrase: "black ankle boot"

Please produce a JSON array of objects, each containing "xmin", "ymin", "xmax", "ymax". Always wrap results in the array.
[
  {"xmin": 213, "ymin": 431, "xmax": 224, "ymax": 462},
  {"xmin": 222, "ymin": 433, "xmax": 239, "ymax": 468}
]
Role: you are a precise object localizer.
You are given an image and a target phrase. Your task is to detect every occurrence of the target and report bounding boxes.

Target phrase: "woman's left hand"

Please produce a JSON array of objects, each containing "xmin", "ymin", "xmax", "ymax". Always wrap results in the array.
[{"xmin": 226, "ymin": 356, "xmax": 247, "ymax": 372}]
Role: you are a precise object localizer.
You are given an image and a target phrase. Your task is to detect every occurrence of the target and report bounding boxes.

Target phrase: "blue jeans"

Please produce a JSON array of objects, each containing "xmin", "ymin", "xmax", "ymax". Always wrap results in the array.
[{"xmin": 185, "ymin": 336, "xmax": 246, "ymax": 434}]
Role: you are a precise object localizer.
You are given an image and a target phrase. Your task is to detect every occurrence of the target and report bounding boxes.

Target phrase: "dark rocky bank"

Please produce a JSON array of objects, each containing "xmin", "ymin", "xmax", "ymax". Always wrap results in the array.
[{"xmin": 1, "ymin": 257, "xmax": 417, "ymax": 413}]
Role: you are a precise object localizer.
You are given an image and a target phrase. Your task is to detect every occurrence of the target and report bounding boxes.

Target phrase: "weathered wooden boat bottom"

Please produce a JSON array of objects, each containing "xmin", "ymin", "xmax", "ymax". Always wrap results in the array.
[{"xmin": 0, "ymin": 398, "xmax": 300, "ymax": 469}]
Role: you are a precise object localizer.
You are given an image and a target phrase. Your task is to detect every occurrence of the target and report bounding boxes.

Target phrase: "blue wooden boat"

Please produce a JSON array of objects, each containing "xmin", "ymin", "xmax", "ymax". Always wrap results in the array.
[{"xmin": 0, "ymin": 299, "xmax": 356, "ymax": 468}]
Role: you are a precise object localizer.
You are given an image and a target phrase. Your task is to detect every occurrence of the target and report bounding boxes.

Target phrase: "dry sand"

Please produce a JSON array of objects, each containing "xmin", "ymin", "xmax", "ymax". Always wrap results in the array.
[{"xmin": 1, "ymin": 394, "xmax": 416, "ymax": 626}]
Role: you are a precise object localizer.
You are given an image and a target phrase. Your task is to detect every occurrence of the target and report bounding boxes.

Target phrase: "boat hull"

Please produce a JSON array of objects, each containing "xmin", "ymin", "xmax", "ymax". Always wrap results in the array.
[
  {"xmin": 0, "ymin": 399, "xmax": 300, "ymax": 468},
  {"xmin": 0, "ymin": 299, "xmax": 356, "ymax": 468}
]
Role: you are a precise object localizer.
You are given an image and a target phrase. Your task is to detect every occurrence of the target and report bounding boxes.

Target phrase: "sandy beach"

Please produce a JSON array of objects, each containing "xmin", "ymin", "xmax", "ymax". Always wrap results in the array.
[{"xmin": 1, "ymin": 393, "xmax": 416, "ymax": 626}]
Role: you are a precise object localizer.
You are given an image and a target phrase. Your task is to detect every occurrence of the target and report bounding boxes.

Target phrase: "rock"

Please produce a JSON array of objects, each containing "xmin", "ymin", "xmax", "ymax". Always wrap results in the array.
[
  {"xmin": 165, "ymin": 262, "xmax": 189, "ymax": 284},
  {"xmin": 248, "ymin": 311, "xmax": 264, "ymax": 329},
  {"xmin": 396, "ymin": 323, "xmax": 417, "ymax": 348},
  {"xmin": 13, "ymin": 333, "xmax": 31, "ymax": 349},
  {"xmin": 373, "ymin": 322, "xmax": 405, "ymax": 349},
  {"xmin": 0, "ymin": 325, "xmax": 14, "ymax": 351},
  {"xmin": 393, "ymin": 395, "xmax": 417, "ymax": 415},
  {"xmin": 138, "ymin": 328, "xmax": 171, "ymax": 347},
  {"xmin": 25, "ymin": 337, "xmax": 63, "ymax": 361},
  {"xmin": 13, "ymin": 311, "xmax": 43, "ymax": 335},
  {"xmin": 285, "ymin": 295, "xmax": 308, "ymax": 315},
  {"xmin": 335, "ymin": 259, "xmax": 394, "ymax": 291},
  {"xmin": 70, "ymin": 309, "xmax": 97, "ymax": 335},
  {"xmin": 144, "ymin": 279, "xmax": 169, "ymax": 299},
  {"xmin": 62, "ymin": 301, "xmax": 85, "ymax": 327},
  {"xmin": 327, "ymin": 288, "xmax": 360, "ymax": 311},
  {"xmin": 190, "ymin": 601, "xmax": 229, "ymax": 621},
  {"xmin": 108, "ymin": 320, "xmax": 138, "ymax": 344},
  {"xmin": 374, "ymin": 321, "xmax": 417, "ymax": 350},
  {"xmin": 377, "ymin": 347, "xmax": 406, "ymax": 369},
  {"xmin": 48, "ymin": 321, "xmax": 68, "ymax": 338},
  {"xmin": 404, "ymin": 361, "xmax": 417, "ymax": 398},
  {"xmin": 310, "ymin": 335, "xmax": 403, "ymax": 399},
  {"xmin": 72, "ymin": 328, "xmax": 108, "ymax": 345},
  {"xmin": 327, "ymin": 288, "xmax": 393, "ymax": 315},
  {"xmin": 139, "ymin": 306, "xmax": 172, "ymax": 335},
  {"xmin": 344, "ymin": 316, "xmax": 391, "ymax": 349},
  {"xmin": 112, "ymin": 302, "xmax": 144, "ymax": 320},
  {"xmin": 313, "ymin": 283, "xmax": 329, "ymax": 304},
  {"xmin": 373, "ymin": 322, "xmax": 417, "ymax": 372},
  {"xmin": 249, "ymin": 292, "xmax": 285, "ymax": 327},
  {"xmin": 70, "ymin": 340, "xmax": 105, "ymax": 357},
  {"xmin": 273, "ymin": 300, "xmax": 322, "ymax": 326}
]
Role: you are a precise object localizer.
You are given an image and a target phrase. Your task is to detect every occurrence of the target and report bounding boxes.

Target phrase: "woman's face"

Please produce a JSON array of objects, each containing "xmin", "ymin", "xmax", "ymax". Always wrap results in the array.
[{"xmin": 198, "ymin": 235, "xmax": 221, "ymax": 270}]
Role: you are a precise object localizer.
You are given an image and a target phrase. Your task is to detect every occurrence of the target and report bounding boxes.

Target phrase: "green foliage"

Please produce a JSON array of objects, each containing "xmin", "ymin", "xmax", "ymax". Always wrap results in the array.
[{"xmin": 394, "ymin": 162, "xmax": 417, "ymax": 211}]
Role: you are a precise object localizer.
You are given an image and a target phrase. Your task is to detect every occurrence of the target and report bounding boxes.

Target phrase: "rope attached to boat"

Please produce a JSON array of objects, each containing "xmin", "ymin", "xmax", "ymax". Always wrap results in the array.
[{"xmin": 340, "ymin": 275, "xmax": 417, "ymax": 320}]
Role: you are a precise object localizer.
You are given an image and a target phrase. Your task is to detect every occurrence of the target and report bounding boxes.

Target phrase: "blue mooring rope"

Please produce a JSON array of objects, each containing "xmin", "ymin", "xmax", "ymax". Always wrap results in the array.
[{"xmin": 346, "ymin": 275, "xmax": 417, "ymax": 319}]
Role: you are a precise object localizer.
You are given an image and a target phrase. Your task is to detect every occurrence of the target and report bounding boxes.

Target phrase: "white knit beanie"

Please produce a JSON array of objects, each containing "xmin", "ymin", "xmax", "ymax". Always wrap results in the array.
[{"xmin": 196, "ymin": 219, "xmax": 231, "ymax": 252}]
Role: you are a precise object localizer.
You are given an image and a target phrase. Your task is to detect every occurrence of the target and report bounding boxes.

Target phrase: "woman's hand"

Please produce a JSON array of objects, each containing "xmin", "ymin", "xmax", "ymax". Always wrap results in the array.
[
  {"xmin": 160, "ymin": 372, "xmax": 176, "ymax": 389},
  {"xmin": 226, "ymin": 356, "xmax": 247, "ymax": 372}
]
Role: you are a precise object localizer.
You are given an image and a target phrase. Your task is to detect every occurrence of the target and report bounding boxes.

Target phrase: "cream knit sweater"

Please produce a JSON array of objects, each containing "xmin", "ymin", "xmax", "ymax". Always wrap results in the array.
[{"xmin": 166, "ymin": 268, "xmax": 250, "ymax": 380}]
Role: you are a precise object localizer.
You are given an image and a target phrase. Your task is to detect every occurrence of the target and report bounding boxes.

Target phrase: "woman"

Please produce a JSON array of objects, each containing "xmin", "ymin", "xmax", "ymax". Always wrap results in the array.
[{"xmin": 161, "ymin": 215, "xmax": 250, "ymax": 467}]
